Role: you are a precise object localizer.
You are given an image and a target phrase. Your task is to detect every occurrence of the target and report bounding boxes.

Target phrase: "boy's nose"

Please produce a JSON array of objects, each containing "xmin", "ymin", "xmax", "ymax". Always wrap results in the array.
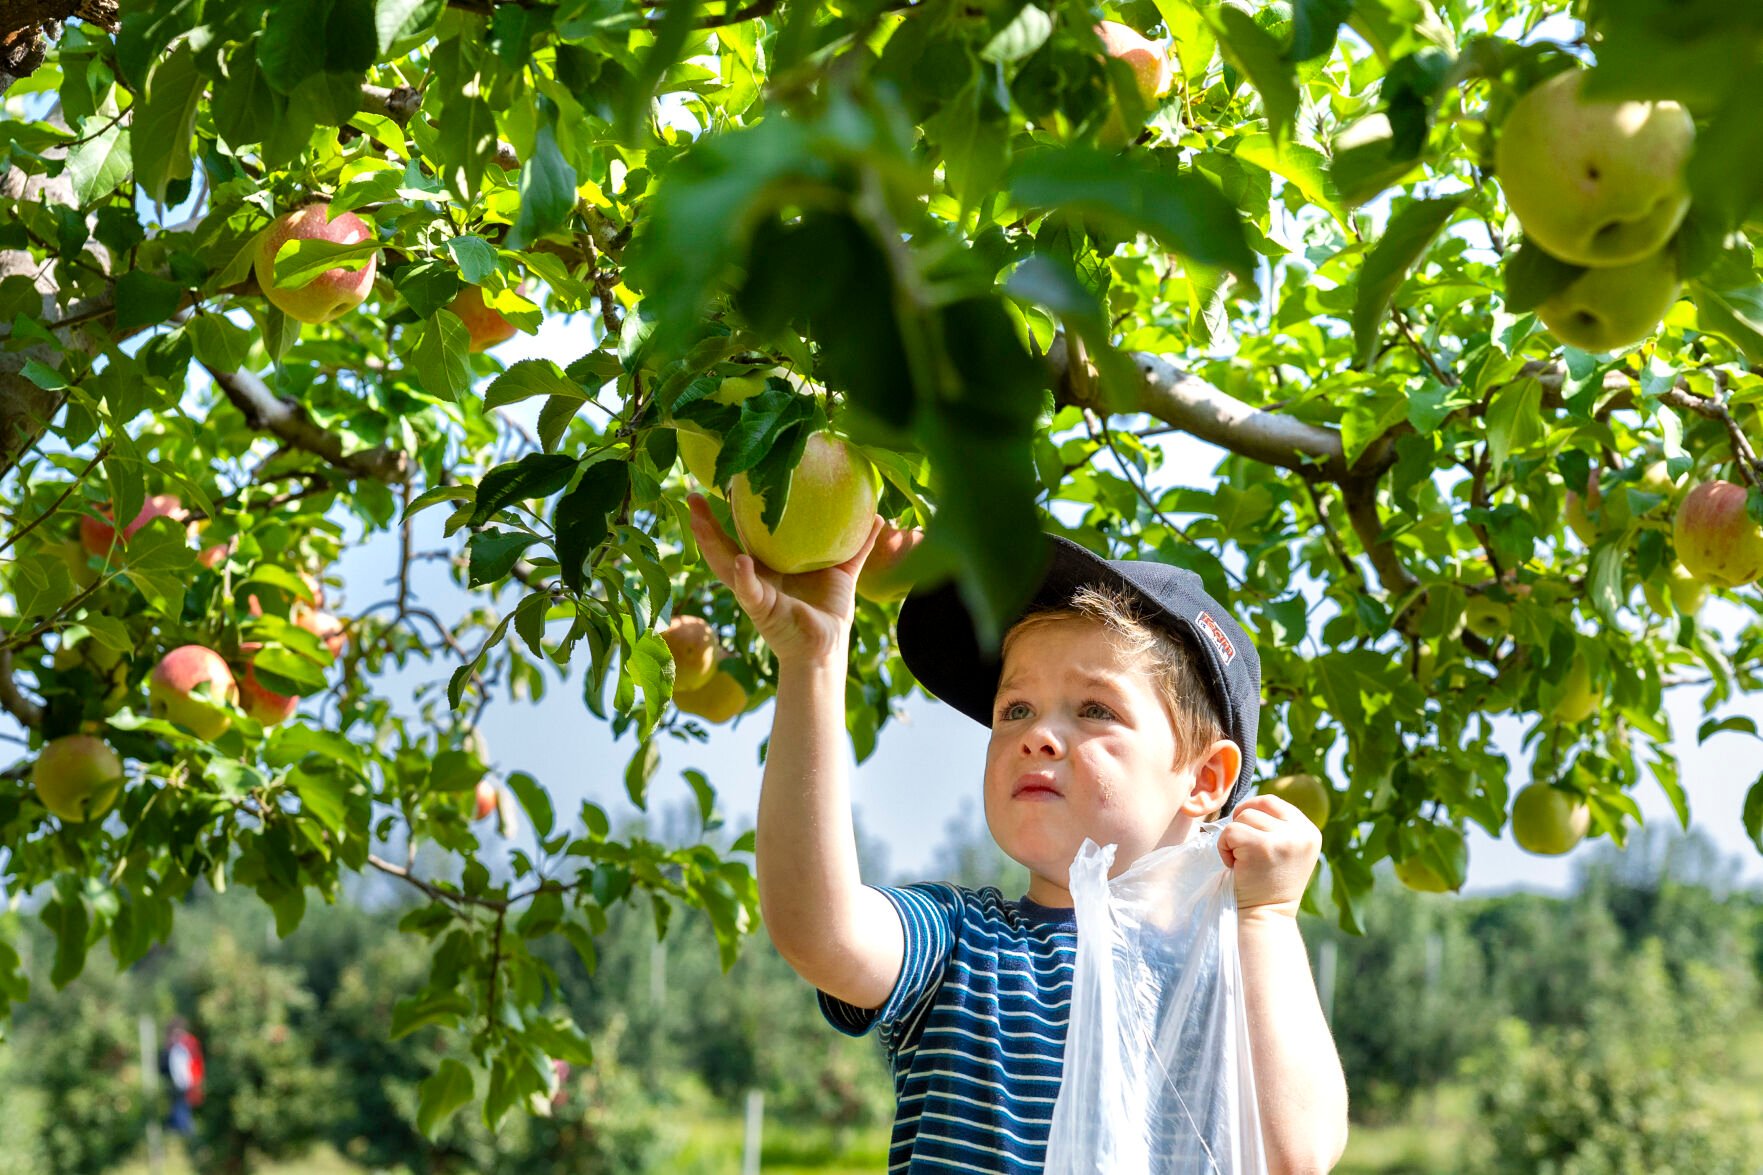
[{"xmin": 1020, "ymin": 719, "xmax": 1065, "ymax": 757}]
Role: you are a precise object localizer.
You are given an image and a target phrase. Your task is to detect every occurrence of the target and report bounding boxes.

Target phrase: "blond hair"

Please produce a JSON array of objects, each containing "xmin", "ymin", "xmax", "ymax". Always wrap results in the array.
[{"xmin": 1002, "ymin": 582, "xmax": 1226, "ymax": 773}]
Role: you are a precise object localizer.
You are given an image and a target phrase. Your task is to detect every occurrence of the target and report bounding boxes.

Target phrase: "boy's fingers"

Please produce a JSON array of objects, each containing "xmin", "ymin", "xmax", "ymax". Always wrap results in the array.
[{"xmin": 688, "ymin": 495, "xmax": 743, "ymax": 582}]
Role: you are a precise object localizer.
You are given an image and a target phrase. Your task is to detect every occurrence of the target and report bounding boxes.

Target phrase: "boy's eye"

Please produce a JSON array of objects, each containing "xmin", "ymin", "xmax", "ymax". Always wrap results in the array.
[
  {"xmin": 999, "ymin": 700, "xmax": 1029, "ymax": 721},
  {"xmin": 1081, "ymin": 701, "xmax": 1115, "ymax": 720},
  {"xmin": 996, "ymin": 700, "xmax": 1115, "ymax": 721}
]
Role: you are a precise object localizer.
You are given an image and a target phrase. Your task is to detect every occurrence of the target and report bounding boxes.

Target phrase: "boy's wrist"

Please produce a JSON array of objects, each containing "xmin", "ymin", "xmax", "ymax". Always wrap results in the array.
[{"xmin": 1236, "ymin": 901, "xmax": 1302, "ymax": 930}]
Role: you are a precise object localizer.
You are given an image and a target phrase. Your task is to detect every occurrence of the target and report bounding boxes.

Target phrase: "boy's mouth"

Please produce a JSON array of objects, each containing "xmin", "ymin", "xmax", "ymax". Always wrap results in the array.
[{"xmin": 1013, "ymin": 772, "xmax": 1062, "ymax": 799}]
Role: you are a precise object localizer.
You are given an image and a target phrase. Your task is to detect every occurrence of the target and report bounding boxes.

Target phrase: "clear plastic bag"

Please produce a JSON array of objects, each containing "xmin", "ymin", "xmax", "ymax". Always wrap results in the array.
[{"xmin": 1044, "ymin": 827, "xmax": 1267, "ymax": 1174}]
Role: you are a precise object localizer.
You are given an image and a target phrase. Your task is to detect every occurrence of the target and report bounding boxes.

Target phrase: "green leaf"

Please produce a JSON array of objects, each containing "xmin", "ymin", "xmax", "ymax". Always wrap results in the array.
[
  {"xmin": 1008, "ymin": 149, "xmax": 1256, "ymax": 283},
  {"xmin": 1233, "ymin": 134, "xmax": 1344, "ymax": 225},
  {"xmin": 538, "ymin": 394, "xmax": 584, "ymax": 453},
  {"xmin": 1213, "ymin": 6, "xmax": 1299, "ymax": 139},
  {"xmin": 505, "ymin": 771, "xmax": 554, "ymax": 839},
  {"xmin": 375, "ymin": 0, "xmax": 445, "ymax": 54},
  {"xmin": 471, "ymin": 453, "xmax": 580, "ymax": 525},
  {"xmin": 133, "ymin": 41, "xmax": 203, "ymax": 203},
  {"xmin": 483, "ymin": 359, "xmax": 585, "ymax": 410},
  {"xmin": 1504, "ymin": 238, "xmax": 1584, "ymax": 314},
  {"xmin": 65, "ymin": 119, "xmax": 132, "ymax": 204},
  {"xmin": 427, "ymin": 749, "xmax": 485, "ymax": 792},
  {"xmin": 982, "ymin": 4, "xmax": 1053, "ymax": 63},
  {"xmin": 624, "ymin": 738, "xmax": 659, "ymax": 810},
  {"xmin": 1483, "ymin": 375, "xmax": 1543, "ymax": 476},
  {"xmin": 1690, "ymin": 282, "xmax": 1763, "ymax": 365},
  {"xmin": 417, "ymin": 1059, "xmax": 476, "ymax": 1137},
  {"xmin": 682, "ymin": 768, "xmax": 717, "ymax": 831},
  {"xmin": 1288, "ymin": 0, "xmax": 1352, "ymax": 62},
  {"xmin": 554, "ymin": 460, "xmax": 629, "ymax": 593},
  {"xmin": 270, "ymin": 237, "xmax": 379, "ymax": 289},
  {"xmin": 400, "ymin": 314, "xmax": 473, "ymax": 402},
  {"xmin": 291, "ymin": 766, "xmax": 353, "ymax": 832},
  {"xmin": 186, "ymin": 313, "xmax": 256, "ymax": 371},
  {"xmin": 114, "ymin": 271, "xmax": 185, "ymax": 332},
  {"xmin": 432, "ymin": 92, "xmax": 499, "ymax": 204},
  {"xmin": 506, "ymin": 116, "xmax": 578, "ymax": 250},
  {"xmin": 1745, "ymin": 774, "xmax": 1763, "ymax": 855},
  {"xmin": 259, "ymin": 0, "xmax": 378, "ymax": 125},
  {"xmin": 619, "ymin": 0, "xmax": 697, "ymax": 139},
  {"xmin": 1351, "ymin": 195, "xmax": 1466, "ymax": 367},
  {"xmin": 447, "ymin": 235, "xmax": 497, "ymax": 283},
  {"xmin": 467, "ymin": 528, "xmax": 539, "ymax": 586},
  {"xmin": 1330, "ymin": 113, "xmax": 1423, "ymax": 208},
  {"xmin": 43, "ymin": 884, "xmax": 90, "ymax": 989}
]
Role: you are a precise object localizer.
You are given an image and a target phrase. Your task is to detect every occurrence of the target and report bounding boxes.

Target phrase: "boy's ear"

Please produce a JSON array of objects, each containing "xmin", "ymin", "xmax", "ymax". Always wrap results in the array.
[{"xmin": 1179, "ymin": 739, "xmax": 1241, "ymax": 818}]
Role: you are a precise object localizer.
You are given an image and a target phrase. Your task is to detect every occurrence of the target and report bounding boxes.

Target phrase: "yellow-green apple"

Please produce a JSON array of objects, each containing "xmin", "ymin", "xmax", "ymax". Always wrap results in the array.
[
  {"xmin": 1643, "ymin": 561, "xmax": 1708, "ymax": 618},
  {"xmin": 674, "ymin": 665, "xmax": 749, "ymax": 723},
  {"xmin": 253, "ymin": 202, "xmax": 378, "ymax": 325},
  {"xmin": 1511, "ymin": 781, "xmax": 1592, "ymax": 855},
  {"xmin": 80, "ymin": 493, "xmax": 186, "ymax": 557},
  {"xmin": 1535, "ymin": 247, "xmax": 1680, "ymax": 352},
  {"xmin": 1095, "ymin": 20, "xmax": 1171, "ymax": 147},
  {"xmin": 1262, "ymin": 772, "xmax": 1332, "ymax": 830},
  {"xmin": 474, "ymin": 778, "xmax": 498, "ymax": 821},
  {"xmin": 1393, "ymin": 854, "xmax": 1457, "ymax": 894},
  {"xmin": 660, "ymin": 615, "xmax": 718, "ymax": 692},
  {"xmin": 856, "ymin": 522, "xmax": 925, "ymax": 603},
  {"xmin": 1464, "ymin": 594, "xmax": 1510, "ymax": 641},
  {"xmin": 675, "ymin": 374, "xmax": 770, "ymax": 497},
  {"xmin": 149, "ymin": 644, "xmax": 239, "ymax": 740},
  {"xmin": 1564, "ymin": 467, "xmax": 1604, "ymax": 544},
  {"xmin": 1549, "ymin": 655, "xmax": 1600, "ymax": 724},
  {"xmin": 1673, "ymin": 480, "xmax": 1763, "ymax": 587},
  {"xmin": 730, "ymin": 431, "xmax": 878, "ymax": 574},
  {"xmin": 33, "ymin": 733, "xmax": 125, "ymax": 823},
  {"xmin": 1494, "ymin": 69, "xmax": 1694, "ymax": 267},
  {"xmin": 448, "ymin": 283, "xmax": 521, "ymax": 352},
  {"xmin": 53, "ymin": 537, "xmax": 98, "ymax": 589}
]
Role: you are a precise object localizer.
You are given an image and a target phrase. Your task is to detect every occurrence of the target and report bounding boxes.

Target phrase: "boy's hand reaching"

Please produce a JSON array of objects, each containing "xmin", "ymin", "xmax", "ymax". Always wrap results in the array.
[
  {"xmin": 687, "ymin": 493, "xmax": 883, "ymax": 666},
  {"xmin": 1217, "ymin": 794, "xmax": 1323, "ymax": 920}
]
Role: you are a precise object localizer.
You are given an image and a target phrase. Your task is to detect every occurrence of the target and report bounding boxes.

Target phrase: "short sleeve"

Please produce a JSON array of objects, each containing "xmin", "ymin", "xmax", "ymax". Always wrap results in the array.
[{"xmin": 817, "ymin": 883, "xmax": 961, "ymax": 1041}]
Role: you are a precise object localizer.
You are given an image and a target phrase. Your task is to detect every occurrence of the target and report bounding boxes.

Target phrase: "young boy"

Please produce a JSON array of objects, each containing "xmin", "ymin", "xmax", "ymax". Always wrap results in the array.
[{"xmin": 688, "ymin": 496, "xmax": 1349, "ymax": 1172}]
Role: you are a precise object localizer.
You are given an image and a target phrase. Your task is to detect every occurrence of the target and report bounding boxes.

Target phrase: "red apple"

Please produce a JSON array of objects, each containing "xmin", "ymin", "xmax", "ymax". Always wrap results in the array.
[
  {"xmin": 1673, "ymin": 480, "xmax": 1763, "ymax": 587},
  {"xmin": 148, "ymin": 645, "xmax": 239, "ymax": 740},
  {"xmin": 253, "ymin": 202, "xmax": 378, "ymax": 325},
  {"xmin": 33, "ymin": 734, "xmax": 125, "ymax": 823},
  {"xmin": 238, "ymin": 661, "xmax": 298, "ymax": 726},
  {"xmin": 448, "ymin": 284, "xmax": 522, "ymax": 352},
  {"xmin": 474, "ymin": 778, "xmax": 498, "ymax": 821},
  {"xmin": 80, "ymin": 494, "xmax": 186, "ymax": 557},
  {"xmin": 856, "ymin": 521, "xmax": 925, "ymax": 603},
  {"xmin": 293, "ymin": 604, "xmax": 347, "ymax": 659}
]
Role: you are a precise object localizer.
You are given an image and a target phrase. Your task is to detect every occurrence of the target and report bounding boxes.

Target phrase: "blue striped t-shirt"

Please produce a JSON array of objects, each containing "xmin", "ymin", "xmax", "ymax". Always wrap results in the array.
[{"xmin": 819, "ymin": 883, "xmax": 1078, "ymax": 1172}]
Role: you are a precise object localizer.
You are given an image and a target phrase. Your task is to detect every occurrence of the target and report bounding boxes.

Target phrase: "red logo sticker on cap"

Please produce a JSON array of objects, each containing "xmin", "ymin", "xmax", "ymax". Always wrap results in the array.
[{"xmin": 1194, "ymin": 611, "xmax": 1236, "ymax": 666}]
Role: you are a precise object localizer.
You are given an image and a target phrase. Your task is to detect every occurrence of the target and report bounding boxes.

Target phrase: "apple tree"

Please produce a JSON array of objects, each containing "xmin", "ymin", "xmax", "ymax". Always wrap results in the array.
[{"xmin": 4, "ymin": 0, "xmax": 1763, "ymax": 1129}]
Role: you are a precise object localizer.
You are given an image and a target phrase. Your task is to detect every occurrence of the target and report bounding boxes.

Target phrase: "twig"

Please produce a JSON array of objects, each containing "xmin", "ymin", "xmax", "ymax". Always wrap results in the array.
[{"xmin": 1658, "ymin": 386, "xmax": 1763, "ymax": 488}]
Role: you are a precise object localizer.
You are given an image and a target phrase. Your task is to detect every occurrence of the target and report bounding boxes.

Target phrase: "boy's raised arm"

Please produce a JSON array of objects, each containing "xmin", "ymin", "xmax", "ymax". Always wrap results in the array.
[{"xmin": 687, "ymin": 496, "xmax": 905, "ymax": 1010}]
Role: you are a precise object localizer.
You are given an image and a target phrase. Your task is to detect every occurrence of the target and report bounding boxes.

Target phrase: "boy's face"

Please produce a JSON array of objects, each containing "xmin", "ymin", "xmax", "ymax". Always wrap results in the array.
[{"xmin": 983, "ymin": 615, "xmax": 1229, "ymax": 907}]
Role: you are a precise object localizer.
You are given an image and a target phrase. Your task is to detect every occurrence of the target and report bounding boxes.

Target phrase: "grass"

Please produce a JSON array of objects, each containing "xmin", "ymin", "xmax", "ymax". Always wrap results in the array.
[{"xmin": 109, "ymin": 1140, "xmax": 361, "ymax": 1175}]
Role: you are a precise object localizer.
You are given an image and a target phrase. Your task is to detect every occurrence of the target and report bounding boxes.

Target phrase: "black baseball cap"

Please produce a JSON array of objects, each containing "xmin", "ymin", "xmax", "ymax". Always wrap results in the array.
[{"xmin": 895, "ymin": 534, "xmax": 1261, "ymax": 814}]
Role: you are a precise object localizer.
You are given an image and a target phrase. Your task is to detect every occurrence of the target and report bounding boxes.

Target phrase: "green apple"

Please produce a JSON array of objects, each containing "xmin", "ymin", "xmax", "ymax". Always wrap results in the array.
[
  {"xmin": 253, "ymin": 202, "xmax": 378, "ymax": 325},
  {"xmin": 1535, "ymin": 248, "xmax": 1680, "ymax": 352},
  {"xmin": 674, "ymin": 374, "xmax": 771, "ymax": 497},
  {"xmin": 1393, "ymin": 855, "xmax": 1457, "ymax": 894},
  {"xmin": 1262, "ymin": 772, "xmax": 1332, "ymax": 830},
  {"xmin": 1643, "ymin": 561, "xmax": 1707, "ymax": 617},
  {"xmin": 1549, "ymin": 655, "xmax": 1600, "ymax": 724},
  {"xmin": 33, "ymin": 734, "xmax": 125, "ymax": 823},
  {"xmin": 1511, "ymin": 782, "xmax": 1591, "ymax": 856},
  {"xmin": 1495, "ymin": 69, "xmax": 1694, "ymax": 268},
  {"xmin": 1673, "ymin": 480, "xmax": 1763, "ymax": 588},
  {"xmin": 1464, "ymin": 594, "xmax": 1510, "ymax": 641},
  {"xmin": 730, "ymin": 431, "xmax": 878, "ymax": 575}
]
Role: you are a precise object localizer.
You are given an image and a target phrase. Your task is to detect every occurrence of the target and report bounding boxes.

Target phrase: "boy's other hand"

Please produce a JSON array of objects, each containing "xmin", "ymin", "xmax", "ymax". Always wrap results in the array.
[
  {"xmin": 1217, "ymin": 794, "xmax": 1322, "ymax": 919},
  {"xmin": 687, "ymin": 493, "xmax": 883, "ymax": 665}
]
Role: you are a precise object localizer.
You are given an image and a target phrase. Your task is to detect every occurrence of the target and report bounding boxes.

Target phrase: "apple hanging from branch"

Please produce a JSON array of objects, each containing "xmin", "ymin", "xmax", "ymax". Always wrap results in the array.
[{"xmin": 253, "ymin": 202, "xmax": 378, "ymax": 325}]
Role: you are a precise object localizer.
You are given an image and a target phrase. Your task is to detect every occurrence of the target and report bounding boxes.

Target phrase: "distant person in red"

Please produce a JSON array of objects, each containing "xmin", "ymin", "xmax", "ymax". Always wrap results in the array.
[{"xmin": 161, "ymin": 1016, "xmax": 205, "ymax": 1138}]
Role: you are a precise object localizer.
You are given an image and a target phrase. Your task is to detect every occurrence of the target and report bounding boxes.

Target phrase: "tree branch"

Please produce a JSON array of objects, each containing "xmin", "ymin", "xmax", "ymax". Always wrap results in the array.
[
  {"xmin": 0, "ymin": 648, "xmax": 42, "ymax": 728},
  {"xmin": 1046, "ymin": 334, "xmax": 1348, "ymax": 477},
  {"xmin": 205, "ymin": 364, "xmax": 411, "ymax": 485},
  {"xmin": 358, "ymin": 84, "xmax": 520, "ymax": 171}
]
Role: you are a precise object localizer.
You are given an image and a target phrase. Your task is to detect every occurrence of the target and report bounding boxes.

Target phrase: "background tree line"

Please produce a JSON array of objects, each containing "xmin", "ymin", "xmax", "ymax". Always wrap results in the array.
[{"xmin": 0, "ymin": 810, "xmax": 1757, "ymax": 1174}]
